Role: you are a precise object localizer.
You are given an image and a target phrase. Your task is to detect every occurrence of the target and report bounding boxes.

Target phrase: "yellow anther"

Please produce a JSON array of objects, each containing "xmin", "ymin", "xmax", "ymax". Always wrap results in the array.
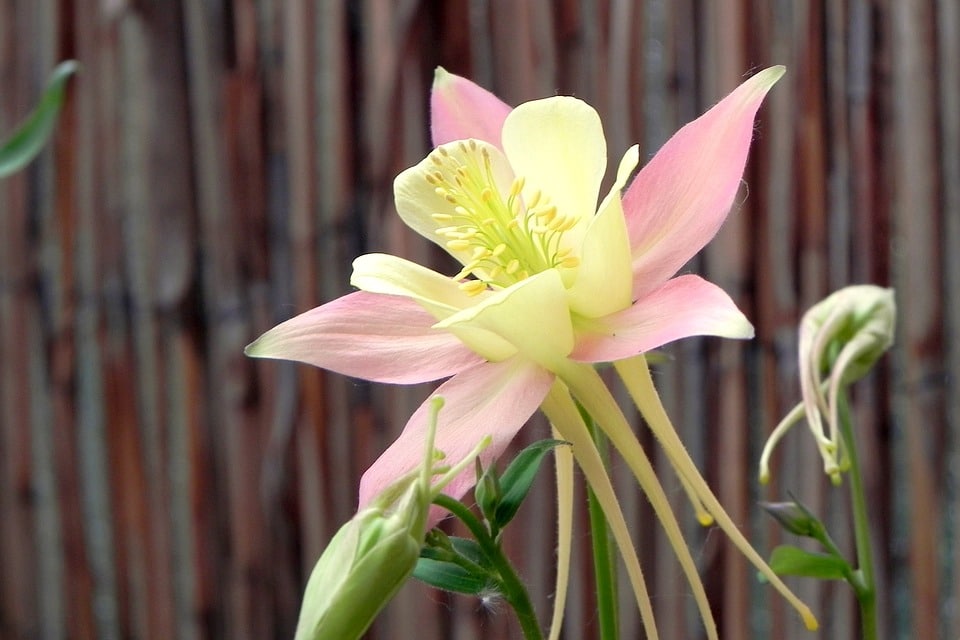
[
  {"xmin": 489, "ymin": 266, "xmax": 502, "ymax": 278},
  {"xmin": 459, "ymin": 280, "xmax": 487, "ymax": 296},
  {"xmin": 509, "ymin": 176, "xmax": 526, "ymax": 198},
  {"xmin": 536, "ymin": 205, "xmax": 557, "ymax": 220},
  {"xmin": 425, "ymin": 173, "xmax": 438, "ymax": 185},
  {"xmin": 506, "ymin": 219, "xmax": 519, "ymax": 229},
  {"xmin": 481, "ymin": 188, "xmax": 494, "ymax": 202},
  {"xmin": 445, "ymin": 194, "xmax": 457, "ymax": 204},
  {"xmin": 435, "ymin": 226, "xmax": 458, "ymax": 235},
  {"xmin": 434, "ymin": 187, "xmax": 448, "ymax": 198},
  {"xmin": 438, "ymin": 146, "xmax": 450, "ymax": 157},
  {"xmin": 492, "ymin": 244, "xmax": 507, "ymax": 257},
  {"xmin": 447, "ymin": 239, "xmax": 471, "ymax": 251},
  {"xmin": 431, "ymin": 213, "xmax": 453, "ymax": 222},
  {"xmin": 517, "ymin": 270, "xmax": 529, "ymax": 280},
  {"xmin": 454, "ymin": 261, "xmax": 482, "ymax": 280},
  {"xmin": 469, "ymin": 139, "xmax": 478, "ymax": 151},
  {"xmin": 560, "ymin": 256, "xmax": 581, "ymax": 268},
  {"xmin": 506, "ymin": 259, "xmax": 520, "ymax": 274},
  {"xmin": 454, "ymin": 206, "xmax": 470, "ymax": 217}
]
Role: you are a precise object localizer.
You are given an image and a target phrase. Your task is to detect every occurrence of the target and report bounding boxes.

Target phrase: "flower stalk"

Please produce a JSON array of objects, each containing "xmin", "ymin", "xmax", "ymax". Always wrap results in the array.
[
  {"xmin": 581, "ymin": 404, "xmax": 619, "ymax": 640},
  {"xmin": 837, "ymin": 390, "xmax": 878, "ymax": 639}
]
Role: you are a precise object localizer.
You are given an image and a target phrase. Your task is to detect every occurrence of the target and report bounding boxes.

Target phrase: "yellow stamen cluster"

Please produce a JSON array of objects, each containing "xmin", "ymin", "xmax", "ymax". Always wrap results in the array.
[{"xmin": 424, "ymin": 140, "xmax": 581, "ymax": 295}]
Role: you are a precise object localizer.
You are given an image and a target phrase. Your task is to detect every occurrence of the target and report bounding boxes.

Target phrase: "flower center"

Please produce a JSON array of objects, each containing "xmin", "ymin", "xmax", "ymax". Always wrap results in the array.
[{"xmin": 424, "ymin": 140, "xmax": 581, "ymax": 295}]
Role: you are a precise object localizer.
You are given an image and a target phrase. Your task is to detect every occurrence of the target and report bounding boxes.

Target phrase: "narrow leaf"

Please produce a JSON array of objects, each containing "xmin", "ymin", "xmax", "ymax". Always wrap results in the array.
[
  {"xmin": 474, "ymin": 459, "xmax": 502, "ymax": 527},
  {"xmin": 494, "ymin": 439, "xmax": 569, "ymax": 528},
  {"xmin": 449, "ymin": 536, "xmax": 488, "ymax": 566},
  {"xmin": 762, "ymin": 544, "xmax": 850, "ymax": 581},
  {"xmin": 0, "ymin": 61, "xmax": 77, "ymax": 177}
]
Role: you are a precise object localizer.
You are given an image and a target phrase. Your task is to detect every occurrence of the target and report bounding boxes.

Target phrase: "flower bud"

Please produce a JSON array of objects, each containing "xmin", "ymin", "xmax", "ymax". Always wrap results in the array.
[
  {"xmin": 760, "ymin": 285, "xmax": 895, "ymax": 483},
  {"xmin": 294, "ymin": 478, "xmax": 426, "ymax": 640},
  {"xmin": 294, "ymin": 397, "xmax": 491, "ymax": 640},
  {"xmin": 759, "ymin": 500, "xmax": 823, "ymax": 539}
]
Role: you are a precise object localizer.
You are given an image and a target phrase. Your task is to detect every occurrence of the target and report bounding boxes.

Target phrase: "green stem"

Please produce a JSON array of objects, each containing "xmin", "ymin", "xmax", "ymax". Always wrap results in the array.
[
  {"xmin": 837, "ymin": 391, "xmax": 877, "ymax": 639},
  {"xmin": 433, "ymin": 494, "xmax": 544, "ymax": 640},
  {"xmin": 581, "ymin": 405, "xmax": 619, "ymax": 640}
]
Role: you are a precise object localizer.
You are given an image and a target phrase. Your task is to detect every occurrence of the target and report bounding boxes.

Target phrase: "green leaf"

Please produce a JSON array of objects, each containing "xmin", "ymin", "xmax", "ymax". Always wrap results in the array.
[
  {"xmin": 413, "ymin": 557, "xmax": 491, "ymax": 595},
  {"xmin": 449, "ymin": 536, "xmax": 487, "ymax": 566},
  {"xmin": 762, "ymin": 544, "xmax": 850, "ymax": 581},
  {"xmin": 0, "ymin": 60, "xmax": 77, "ymax": 178},
  {"xmin": 474, "ymin": 458, "xmax": 502, "ymax": 528},
  {"xmin": 493, "ymin": 439, "xmax": 568, "ymax": 529}
]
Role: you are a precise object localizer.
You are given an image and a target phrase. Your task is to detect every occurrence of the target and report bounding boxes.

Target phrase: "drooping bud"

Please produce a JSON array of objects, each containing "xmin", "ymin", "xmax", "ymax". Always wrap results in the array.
[{"xmin": 759, "ymin": 285, "xmax": 895, "ymax": 484}]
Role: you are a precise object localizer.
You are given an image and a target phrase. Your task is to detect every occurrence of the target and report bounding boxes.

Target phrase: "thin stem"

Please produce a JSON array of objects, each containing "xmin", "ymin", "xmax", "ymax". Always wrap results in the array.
[
  {"xmin": 582, "ymin": 405, "xmax": 619, "ymax": 640},
  {"xmin": 433, "ymin": 494, "xmax": 544, "ymax": 640},
  {"xmin": 837, "ymin": 390, "xmax": 877, "ymax": 639}
]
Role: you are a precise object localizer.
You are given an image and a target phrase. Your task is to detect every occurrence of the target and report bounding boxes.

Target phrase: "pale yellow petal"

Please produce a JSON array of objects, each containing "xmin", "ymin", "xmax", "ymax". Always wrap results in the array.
[
  {"xmin": 501, "ymin": 97, "xmax": 606, "ymax": 248},
  {"xmin": 435, "ymin": 269, "xmax": 573, "ymax": 365},
  {"xmin": 351, "ymin": 253, "xmax": 479, "ymax": 319},
  {"xmin": 393, "ymin": 140, "xmax": 515, "ymax": 265},
  {"xmin": 566, "ymin": 146, "xmax": 638, "ymax": 318}
]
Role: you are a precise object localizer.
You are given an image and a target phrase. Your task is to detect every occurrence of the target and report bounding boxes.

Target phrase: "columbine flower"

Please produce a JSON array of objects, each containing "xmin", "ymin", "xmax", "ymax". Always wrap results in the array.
[
  {"xmin": 295, "ymin": 398, "xmax": 490, "ymax": 640},
  {"xmin": 760, "ymin": 285, "xmax": 896, "ymax": 484},
  {"xmin": 249, "ymin": 67, "xmax": 817, "ymax": 635}
]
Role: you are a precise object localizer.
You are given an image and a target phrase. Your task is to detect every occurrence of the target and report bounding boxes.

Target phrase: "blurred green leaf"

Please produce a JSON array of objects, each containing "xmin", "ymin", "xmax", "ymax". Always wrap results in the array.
[
  {"xmin": 0, "ymin": 60, "xmax": 77, "ymax": 178},
  {"xmin": 762, "ymin": 544, "xmax": 850, "ymax": 581}
]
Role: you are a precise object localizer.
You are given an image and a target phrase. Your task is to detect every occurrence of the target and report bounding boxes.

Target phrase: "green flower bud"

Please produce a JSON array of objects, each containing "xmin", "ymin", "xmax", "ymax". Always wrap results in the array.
[
  {"xmin": 294, "ymin": 397, "xmax": 491, "ymax": 640},
  {"xmin": 759, "ymin": 500, "xmax": 823, "ymax": 539},
  {"xmin": 294, "ymin": 481, "xmax": 426, "ymax": 640}
]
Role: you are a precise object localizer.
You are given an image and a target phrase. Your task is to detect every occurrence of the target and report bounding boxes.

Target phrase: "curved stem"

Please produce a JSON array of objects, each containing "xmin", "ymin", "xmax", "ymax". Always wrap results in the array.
[
  {"xmin": 433, "ymin": 494, "xmax": 544, "ymax": 640},
  {"xmin": 837, "ymin": 391, "xmax": 877, "ymax": 639}
]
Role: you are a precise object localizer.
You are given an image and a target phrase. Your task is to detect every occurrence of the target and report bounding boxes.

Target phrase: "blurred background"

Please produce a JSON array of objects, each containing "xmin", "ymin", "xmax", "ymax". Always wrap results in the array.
[{"xmin": 1, "ymin": 1, "xmax": 956, "ymax": 638}]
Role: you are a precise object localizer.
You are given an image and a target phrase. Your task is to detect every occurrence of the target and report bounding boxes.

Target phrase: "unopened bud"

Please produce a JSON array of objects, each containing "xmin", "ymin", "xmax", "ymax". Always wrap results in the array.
[
  {"xmin": 294, "ymin": 397, "xmax": 491, "ymax": 640},
  {"xmin": 759, "ymin": 285, "xmax": 895, "ymax": 482},
  {"xmin": 759, "ymin": 501, "xmax": 822, "ymax": 539}
]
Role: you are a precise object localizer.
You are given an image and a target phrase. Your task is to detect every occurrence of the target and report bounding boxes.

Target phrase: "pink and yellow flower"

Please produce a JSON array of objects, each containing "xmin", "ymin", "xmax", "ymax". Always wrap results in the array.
[{"xmin": 248, "ymin": 67, "xmax": 817, "ymax": 636}]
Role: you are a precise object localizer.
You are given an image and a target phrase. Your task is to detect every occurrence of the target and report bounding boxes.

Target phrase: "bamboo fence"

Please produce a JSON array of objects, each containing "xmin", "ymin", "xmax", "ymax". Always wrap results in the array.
[{"xmin": 1, "ymin": 1, "xmax": 957, "ymax": 638}]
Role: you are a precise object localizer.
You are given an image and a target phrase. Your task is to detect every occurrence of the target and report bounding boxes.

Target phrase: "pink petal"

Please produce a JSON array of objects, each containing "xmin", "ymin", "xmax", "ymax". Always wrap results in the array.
[
  {"xmin": 430, "ymin": 67, "xmax": 512, "ymax": 148},
  {"xmin": 245, "ymin": 291, "xmax": 483, "ymax": 384},
  {"xmin": 571, "ymin": 274, "xmax": 754, "ymax": 363},
  {"xmin": 623, "ymin": 67, "xmax": 784, "ymax": 297},
  {"xmin": 358, "ymin": 358, "xmax": 554, "ymax": 525}
]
